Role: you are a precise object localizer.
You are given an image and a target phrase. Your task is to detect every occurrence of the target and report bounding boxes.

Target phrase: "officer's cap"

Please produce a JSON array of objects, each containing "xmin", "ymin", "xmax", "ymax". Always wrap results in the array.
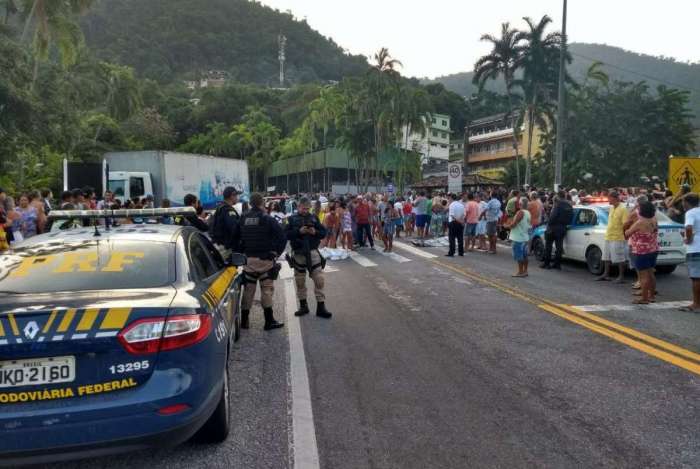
[{"xmin": 223, "ymin": 186, "xmax": 240, "ymax": 199}]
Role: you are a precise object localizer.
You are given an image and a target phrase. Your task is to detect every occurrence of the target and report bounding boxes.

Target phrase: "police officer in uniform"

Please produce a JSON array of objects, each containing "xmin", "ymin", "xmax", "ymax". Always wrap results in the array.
[
  {"xmin": 210, "ymin": 186, "xmax": 240, "ymax": 259},
  {"xmin": 285, "ymin": 197, "xmax": 332, "ymax": 319},
  {"xmin": 233, "ymin": 193, "xmax": 286, "ymax": 331}
]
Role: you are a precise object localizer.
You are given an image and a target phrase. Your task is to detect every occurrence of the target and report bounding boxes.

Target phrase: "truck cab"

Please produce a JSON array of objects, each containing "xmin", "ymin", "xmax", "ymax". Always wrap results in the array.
[{"xmin": 108, "ymin": 171, "xmax": 154, "ymax": 204}]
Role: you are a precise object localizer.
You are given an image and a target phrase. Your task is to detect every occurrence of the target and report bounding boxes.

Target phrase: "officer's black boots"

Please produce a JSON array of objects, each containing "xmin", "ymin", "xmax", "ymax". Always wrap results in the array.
[
  {"xmin": 295, "ymin": 299, "xmax": 310, "ymax": 317},
  {"xmin": 241, "ymin": 309, "xmax": 250, "ymax": 329},
  {"xmin": 316, "ymin": 302, "xmax": 332, "ymax": 319},
  {"xmin": 263, "ymin": 307, "xmax": 284, "ymax": 331}
]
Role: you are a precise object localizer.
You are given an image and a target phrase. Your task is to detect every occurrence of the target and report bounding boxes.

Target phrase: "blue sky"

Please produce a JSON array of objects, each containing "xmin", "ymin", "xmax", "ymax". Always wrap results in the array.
[{"xmin": 260, "ymin": 0, "xmax": 698, "ymax": 78}]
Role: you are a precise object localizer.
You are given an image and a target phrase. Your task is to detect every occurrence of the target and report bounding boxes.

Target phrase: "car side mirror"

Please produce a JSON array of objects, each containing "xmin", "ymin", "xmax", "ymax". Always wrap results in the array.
[{"xmin": 229, "ymin": 253, "xmax": 247, "ymax": 267}]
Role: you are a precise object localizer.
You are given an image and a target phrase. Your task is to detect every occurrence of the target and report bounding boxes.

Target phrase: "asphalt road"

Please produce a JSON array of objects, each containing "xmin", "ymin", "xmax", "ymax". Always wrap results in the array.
[{"xmin": 41, "ymin": 240, "xmax": 700, "ymax": 469}]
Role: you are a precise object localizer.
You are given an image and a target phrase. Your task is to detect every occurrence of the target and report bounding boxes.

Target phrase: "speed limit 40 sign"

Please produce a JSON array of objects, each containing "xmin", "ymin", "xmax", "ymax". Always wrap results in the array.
[{"xmin": 448, "ymin": 163, "xmax": 462, "ymax": 194}]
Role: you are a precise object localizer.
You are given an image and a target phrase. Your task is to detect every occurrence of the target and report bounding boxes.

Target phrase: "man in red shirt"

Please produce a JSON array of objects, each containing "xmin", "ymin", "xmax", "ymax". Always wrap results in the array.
[{"xmin": 355, "ymin": 196, "xmax": 374, "ymax": 249}]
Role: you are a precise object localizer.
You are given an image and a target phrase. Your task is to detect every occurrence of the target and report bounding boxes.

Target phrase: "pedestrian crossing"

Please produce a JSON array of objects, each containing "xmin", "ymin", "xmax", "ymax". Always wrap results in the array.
[
  {"xmin": 572, "ymin": 301, "xmax": 690, "ymax": 312},
  {"xmin": 392, "ymin": 241, "xmax": 438, "ymax": 259},
  {"xmin": 348, "ymin": 251, "xmax": 378, "ymax": 268}
]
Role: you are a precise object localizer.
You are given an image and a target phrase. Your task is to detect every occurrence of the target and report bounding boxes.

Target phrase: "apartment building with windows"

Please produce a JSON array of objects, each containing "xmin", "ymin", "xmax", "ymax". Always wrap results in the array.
[
  {"xmin": 465, "ymin": 111, "xmax": 544, "ymax": 180},
  {"xmin": 400, "ymin": 113, "xmax": 453, "ymax": 164}
]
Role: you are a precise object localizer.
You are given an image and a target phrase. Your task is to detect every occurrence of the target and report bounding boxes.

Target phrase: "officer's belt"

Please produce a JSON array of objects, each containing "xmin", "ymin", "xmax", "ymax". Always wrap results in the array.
[{"xmin": 286, "ymin": 250, "xmax": 325, "ymax": 274}]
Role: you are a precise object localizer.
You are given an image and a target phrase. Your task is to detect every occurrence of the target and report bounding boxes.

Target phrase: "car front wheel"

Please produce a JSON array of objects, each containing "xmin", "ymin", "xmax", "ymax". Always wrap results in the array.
[{"xmin": 586, "ymin": 245, "xmax": 604, "ymax": 276}]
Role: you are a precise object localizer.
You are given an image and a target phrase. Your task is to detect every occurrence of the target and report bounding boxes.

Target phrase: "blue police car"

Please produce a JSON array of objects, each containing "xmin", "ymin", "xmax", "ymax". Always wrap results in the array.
[{"xmin": 0, "ymin": 208, "xmax": 244, "ymax": 465}]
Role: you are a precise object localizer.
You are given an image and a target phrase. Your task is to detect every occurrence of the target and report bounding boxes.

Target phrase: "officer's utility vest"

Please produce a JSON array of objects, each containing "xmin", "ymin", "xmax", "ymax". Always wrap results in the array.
[
  {"xmin": 241, "ymin": 210, "xmax": 273, "ymax": 258},
  {"xmin": 210, "ymin": 204, "xmax": 238, "ymax": 245}
]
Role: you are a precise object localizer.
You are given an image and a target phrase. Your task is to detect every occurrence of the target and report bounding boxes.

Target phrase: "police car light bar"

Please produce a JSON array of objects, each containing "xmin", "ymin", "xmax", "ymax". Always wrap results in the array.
[{"xmin": 48, "ymin": 207, "xmax": 196, "ymax": 220}]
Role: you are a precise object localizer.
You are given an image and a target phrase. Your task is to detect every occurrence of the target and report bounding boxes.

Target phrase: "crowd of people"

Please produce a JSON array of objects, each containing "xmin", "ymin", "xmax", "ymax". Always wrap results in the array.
[{"xmin": 2, "ymin": 181, "xmax": 699, "ymax": 313}]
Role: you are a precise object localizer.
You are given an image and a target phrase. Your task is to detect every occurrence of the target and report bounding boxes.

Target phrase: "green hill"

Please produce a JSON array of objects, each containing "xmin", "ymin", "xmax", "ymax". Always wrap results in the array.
[
  {"xmin": 425, "ymin": 43, "xmax": 700, "ymax": 123},
  {"xmin": 80, "ymin": 0, "xmax": 369, "ymax": 84}
]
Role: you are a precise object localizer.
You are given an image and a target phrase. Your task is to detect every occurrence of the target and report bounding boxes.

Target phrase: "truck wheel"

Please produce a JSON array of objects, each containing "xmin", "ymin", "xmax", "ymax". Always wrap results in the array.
[
  {"xmin": 196, "ymin": 363, "xmax": 231, "ymax": 443},
  {"xmin": 586, "ymin": 246, "xmax": 604, "ymax": 276},
  {"xmin": 531, "ymin": 237, "xmax": 544, "ymax": 261},
  {"xmin": 655, "ymin": 265, "xmax": 677, "ymax": 275}
]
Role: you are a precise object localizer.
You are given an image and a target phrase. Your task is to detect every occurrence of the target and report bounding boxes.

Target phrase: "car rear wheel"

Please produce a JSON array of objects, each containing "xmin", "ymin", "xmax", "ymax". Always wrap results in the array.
[
  {"xmin": 586, "ymin": 246, "xmax": 604, "ymax": 276},
  {"xmin": 196, "ymin": 362, "xmax": 231, "ymax": 443},
  {"xmin": 531, "ymin": 237, "xmax": 544, "ymax": 261},
  {"xmin": 655, "ymin": 265, "xmax": 677, "ymax": 275}
]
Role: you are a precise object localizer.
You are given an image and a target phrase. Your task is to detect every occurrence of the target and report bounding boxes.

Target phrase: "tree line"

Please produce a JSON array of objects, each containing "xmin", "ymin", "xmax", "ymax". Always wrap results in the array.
[
  {"xmin": 1, "ymin": 2, "xmax": 695, "ymax": 195},
  {"xmin": 472, "ymin": 15, "xmax": 696, "ymax": 190}
]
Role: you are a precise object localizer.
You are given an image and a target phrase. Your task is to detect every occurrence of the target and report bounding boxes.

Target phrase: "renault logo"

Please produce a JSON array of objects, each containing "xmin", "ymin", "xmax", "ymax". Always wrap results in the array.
[{"xmin": 23, "ymin": 321, "xmax": 40, "ymax": 340}]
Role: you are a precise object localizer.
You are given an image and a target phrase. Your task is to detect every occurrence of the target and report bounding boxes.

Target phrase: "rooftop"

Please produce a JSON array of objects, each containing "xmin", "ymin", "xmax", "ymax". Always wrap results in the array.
[{"xmin": 469, "ymin": 111, "xmax": 520, "ymax": 128}]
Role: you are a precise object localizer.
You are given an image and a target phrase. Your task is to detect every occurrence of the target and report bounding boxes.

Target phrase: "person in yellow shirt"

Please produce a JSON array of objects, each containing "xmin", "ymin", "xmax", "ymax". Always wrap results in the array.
[{"xmin": 596, "ymin": 190, "xmax": 628, "ymax": 283}]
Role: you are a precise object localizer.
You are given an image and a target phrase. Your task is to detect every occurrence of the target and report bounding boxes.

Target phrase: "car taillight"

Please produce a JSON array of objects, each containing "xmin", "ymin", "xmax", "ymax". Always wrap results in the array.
[{"xmin": 118, "ymin": 314, "xmax": 212, "ymax": 355}]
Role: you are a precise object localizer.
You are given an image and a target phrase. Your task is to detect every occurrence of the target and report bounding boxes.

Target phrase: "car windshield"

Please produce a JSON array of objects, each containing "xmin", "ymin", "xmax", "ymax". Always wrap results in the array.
[
  {"xmin": 0, "ymin": 240, "xmax": 173, "ymax": 294},
  {"xmin": 108, "ymin": 179, "xmax": 126, "ymax": 198}
]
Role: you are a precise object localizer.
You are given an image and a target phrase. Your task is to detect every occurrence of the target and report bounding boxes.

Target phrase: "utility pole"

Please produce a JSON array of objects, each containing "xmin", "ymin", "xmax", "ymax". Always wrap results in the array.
[
  {"xmin": 278, "ymin": 34, "xmax": 286, "ymax": 88},
  {"xmin": 554, "ymin": 0, "xmax": 568, "ymax": 191}
]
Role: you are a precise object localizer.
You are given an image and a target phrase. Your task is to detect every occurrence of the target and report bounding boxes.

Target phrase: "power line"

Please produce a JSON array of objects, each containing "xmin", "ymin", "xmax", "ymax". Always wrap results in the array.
[{"xmin": 570, "ymin": 51, "xmax": 700, "ymax": 94}]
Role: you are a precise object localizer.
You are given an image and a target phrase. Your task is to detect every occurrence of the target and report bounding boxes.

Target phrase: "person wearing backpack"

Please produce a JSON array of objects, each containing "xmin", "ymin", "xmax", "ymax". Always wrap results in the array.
[{"xmin": 210, "ymin": 186, "xmax": 241, "ymax": 259}]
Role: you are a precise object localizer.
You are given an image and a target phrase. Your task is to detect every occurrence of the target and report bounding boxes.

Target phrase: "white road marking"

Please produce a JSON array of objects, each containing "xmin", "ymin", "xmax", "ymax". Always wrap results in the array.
[
  {"xmin": 284, "ymin": 272, "xmax": 320, "ymax": 469},
  {"xmin": 572, "ymin": 300, "xmax": 690, "ymax": 312},
  {"xmin": 51, "ymin": 335, "xmax": 63, "ymax": 341},
  {"xmin": 95, "ymin": 331, "xmax": 119, "ymax": 338},
  {"xmin": 0, "ymin": 339, "xmax": 7, "ymax": 345},
  {"xmin": 393, "ymin": 241, "xmax": 438, "ymax": 259},
  {"xmin": 324, "ymin": 265, "xmax": 339, "ymax": 273},
  {"xmin": 349, "ymin": 252, "xmax": 378, "ymax": 267},
  {"xmin": 71, "ymin": 333, "xmax": 88, "ymax": 340},
  {"xmin": 378, "ymin": 251, "xmax": 411, "ymax": 263}
]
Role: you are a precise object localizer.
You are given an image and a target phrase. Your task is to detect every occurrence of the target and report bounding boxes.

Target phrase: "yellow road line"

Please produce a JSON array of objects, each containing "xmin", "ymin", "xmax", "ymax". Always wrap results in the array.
[
  {"xmin": 0, "ymin": 319, "xmax": 5, "ymax": 337},
  {"xmin": 430, "ymin": 259, "xmax": 700, "ymax": 376},
  {"xmin": 540, "ymin": 304, "xmax": 700, "ymax": 376},
  {"xmin": 563, "ymin": 305, "xmax": 700, "ymax": 363}
]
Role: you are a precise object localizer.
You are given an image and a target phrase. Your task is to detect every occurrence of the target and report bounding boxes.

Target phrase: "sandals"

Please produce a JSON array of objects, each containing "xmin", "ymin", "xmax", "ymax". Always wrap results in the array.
[{"xmin": 632, "ymin": 299, "xmax": 650, "ymax": 305}]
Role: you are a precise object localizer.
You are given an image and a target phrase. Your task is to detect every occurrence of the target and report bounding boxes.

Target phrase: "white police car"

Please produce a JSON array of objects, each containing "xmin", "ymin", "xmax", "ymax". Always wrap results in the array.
[{"xmin": 532, "ymin": 205, "xmax": 685, "ymax": 275}]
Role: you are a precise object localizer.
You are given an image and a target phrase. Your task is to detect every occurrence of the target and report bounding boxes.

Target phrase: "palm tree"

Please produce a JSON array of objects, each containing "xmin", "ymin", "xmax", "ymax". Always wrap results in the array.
[
  {"xmin": 2, "ymin": 0, "xmax": 17, "ymax": 24},
  {"xmin": 473, "ymin": 22, "xmax": 525, "ymax": 188},
  {"xmin": 367, "ymin": 47, "xmax": 403, "ymax": 190},
  {"xmin": 397, "ymin": 86, "xmax": 432, "ymax": 192},
  {"xmin": 19, "ymin": 0, "xmax": 95, "ymax": 84},
  {"xmin": 308, "ymin": 86, "xmax": 344, "ymax": 191},
  {"xmin": 518, "ymin": 15, "xmax": 569, "ymax": 186}
]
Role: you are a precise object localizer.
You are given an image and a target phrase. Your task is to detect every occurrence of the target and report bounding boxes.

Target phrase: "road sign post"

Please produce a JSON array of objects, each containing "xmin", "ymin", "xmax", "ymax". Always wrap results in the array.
[{"xmin": 448, "ymin": 163, "xmax": 463, "ymax": 194}]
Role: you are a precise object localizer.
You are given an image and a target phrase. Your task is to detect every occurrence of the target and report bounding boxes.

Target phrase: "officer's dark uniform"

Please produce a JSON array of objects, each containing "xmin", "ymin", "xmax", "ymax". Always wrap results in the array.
[
  {"xmin": 542, "ymin": 198, "xmax": 573, "ymax": 269},
  {"xmin": 285, "ymin": 211, "xmax": 332, "ymax": 318},
  {"xmin": 233, "ymin": 206, "xmax": 286, "ymax": 330},
  {"xmin": 210, "ymin": 202, "xmax": 240, "ymax": 258}
]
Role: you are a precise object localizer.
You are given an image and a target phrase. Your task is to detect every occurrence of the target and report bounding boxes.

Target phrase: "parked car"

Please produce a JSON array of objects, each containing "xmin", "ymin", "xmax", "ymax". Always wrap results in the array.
[
  {"xmin": 0, "ymin": 208, "xmax": 245, "ymax": 465},
  {"xmin": 531, "ymin": 205, "xmax": 685, "ymax": 275}
]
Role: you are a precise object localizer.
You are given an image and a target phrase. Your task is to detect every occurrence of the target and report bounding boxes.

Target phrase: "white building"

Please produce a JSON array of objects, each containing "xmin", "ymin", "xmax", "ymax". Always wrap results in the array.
[{"xmin": 399, "ymin": 113, "xmax": 452, "ymax": 164}]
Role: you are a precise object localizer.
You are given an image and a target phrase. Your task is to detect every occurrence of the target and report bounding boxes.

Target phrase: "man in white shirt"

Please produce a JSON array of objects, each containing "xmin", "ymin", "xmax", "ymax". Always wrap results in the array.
[
  {"xmin": 682, "ymin": 193, "xmax": 700, "ymax": 313},
  {"xmin": 447, "ymin": 193, "xmax": 465, "ymax": 257}
]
